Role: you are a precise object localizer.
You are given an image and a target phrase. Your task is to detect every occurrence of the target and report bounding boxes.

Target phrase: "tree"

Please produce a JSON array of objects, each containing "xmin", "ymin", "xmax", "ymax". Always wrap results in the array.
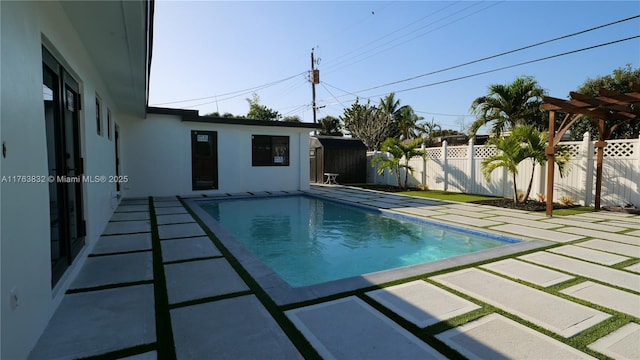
[
  {"xmin": 282, "ymin": 115, "xmax": 301, "ymax": 122},
  {"xmin": 482, "ymin": 125, "xmax": 570, "ymax": 204},
  {"xmin": 422, "ymin": 118, "xmax": 443, "ymax": 146},
  {"xmin": 371, "ymin": 138, "xmax": 424, "ymax": 190},
  {"xmin": 246, "ymin": 93, "xmax": 281, "ymax": 121},
  {"xmin": 394, "ymin": 105, "xmax": 425, "ymax": 140},
  {"xmin": 469, "ymin": 76, "xmax": 546, "ymax": 137},
  {"xmin": 318, "ymin": 116, "xmax": 343, "ymax": 136},
  {"xmin": 341, "ymin": 98, "xmax": 393, "ymax": 150},
  {"xmin": 569, "ymin": 65, "xmax": 640, "ymax": 140}
]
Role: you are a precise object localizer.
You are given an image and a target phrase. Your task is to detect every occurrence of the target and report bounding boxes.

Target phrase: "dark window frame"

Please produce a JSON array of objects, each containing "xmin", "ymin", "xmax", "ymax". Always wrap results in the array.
[
  {"xmin": 252, "ymin": 135, "xmax": 290, "ymax": 167},
  {"xmin": 95, "ymin": 95, "xmax": 102, "ymax": 136}
]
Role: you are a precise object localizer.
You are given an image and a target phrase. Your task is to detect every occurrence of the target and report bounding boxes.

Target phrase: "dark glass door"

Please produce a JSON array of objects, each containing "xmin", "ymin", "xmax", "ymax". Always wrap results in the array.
[
  {"xmin": 191, "ymin": 130, "xmax": 218, "ymax": 190},
  {"xmin": 43, "ymin": 47, "xmax": 85, "ymax": 286}
]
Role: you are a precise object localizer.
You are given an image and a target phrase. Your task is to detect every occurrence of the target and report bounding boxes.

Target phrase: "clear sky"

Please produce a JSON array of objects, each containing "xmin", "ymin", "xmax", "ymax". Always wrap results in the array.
[{"xmin": 148, "ymin": 1, "xmax": 640, "ymax": 133}]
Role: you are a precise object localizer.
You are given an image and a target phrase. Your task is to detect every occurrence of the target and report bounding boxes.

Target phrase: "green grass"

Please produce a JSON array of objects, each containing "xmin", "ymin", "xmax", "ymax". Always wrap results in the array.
[
  {"xmin": 551, "ymin": 206, "xmax": 595, "ymax": 216},
  {"xmin": 397, "ymin": 190, "xmax": 500, "ymax": 203}
]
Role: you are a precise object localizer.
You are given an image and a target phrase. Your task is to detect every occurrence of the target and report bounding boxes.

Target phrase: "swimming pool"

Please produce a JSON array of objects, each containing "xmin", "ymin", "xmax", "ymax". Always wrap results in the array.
[{"xmin": 197, "ymin": 195, "xmax": 519, "ymax": 287}]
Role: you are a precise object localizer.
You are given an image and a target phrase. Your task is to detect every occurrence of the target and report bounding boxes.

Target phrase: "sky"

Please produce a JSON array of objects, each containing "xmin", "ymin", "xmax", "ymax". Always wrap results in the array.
[{"xmin": 148, "ymin": 1, "xmax": 640, "ymax": 133}]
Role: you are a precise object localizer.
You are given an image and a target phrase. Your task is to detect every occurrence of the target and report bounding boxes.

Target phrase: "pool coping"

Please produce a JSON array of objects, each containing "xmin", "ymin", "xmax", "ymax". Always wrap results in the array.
[{"xmin": 183, "ymin": 194, "xmax": 554, "ymax": 306}]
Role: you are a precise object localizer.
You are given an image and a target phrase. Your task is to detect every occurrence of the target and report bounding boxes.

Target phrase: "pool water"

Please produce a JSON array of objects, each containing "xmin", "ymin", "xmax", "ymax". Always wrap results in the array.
[{"xmin": 201, "ymin": 195, "xmax": 516, "ymax": 287}]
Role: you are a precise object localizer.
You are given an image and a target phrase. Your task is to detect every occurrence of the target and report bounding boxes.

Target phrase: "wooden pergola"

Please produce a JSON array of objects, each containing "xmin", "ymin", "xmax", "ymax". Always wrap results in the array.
[{"xmin": 541, "ymin": 84, "xmax": 640, "ymax": 216}]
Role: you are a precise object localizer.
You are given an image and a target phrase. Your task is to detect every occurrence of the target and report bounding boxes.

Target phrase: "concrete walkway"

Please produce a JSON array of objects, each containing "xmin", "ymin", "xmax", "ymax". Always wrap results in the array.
[{"xmin": 29, "ymin": 185, "xmax": 639, "ymax": 359}]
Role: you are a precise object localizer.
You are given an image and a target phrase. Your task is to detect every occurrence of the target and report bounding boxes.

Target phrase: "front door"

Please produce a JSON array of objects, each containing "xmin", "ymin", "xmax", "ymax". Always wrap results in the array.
[
  {"xmin": 43, "ymin": 47, "xmax": 85, "ymax": 286},
  {"xmin": 191, "ymin": 130, "xmax": 218, "ymax": 190}
]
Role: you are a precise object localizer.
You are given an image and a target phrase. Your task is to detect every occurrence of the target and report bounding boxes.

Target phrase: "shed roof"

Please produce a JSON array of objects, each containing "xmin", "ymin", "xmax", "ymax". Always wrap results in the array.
[{"xmin": 311, "ymin": 136, "xmax": 367, "ymax": 149}]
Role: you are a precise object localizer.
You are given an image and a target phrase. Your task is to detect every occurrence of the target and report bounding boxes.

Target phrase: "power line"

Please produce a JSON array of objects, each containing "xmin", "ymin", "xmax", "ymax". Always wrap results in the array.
[
  {"xmin": 151, "ymin": 71, "xmax": 306, "ymax": 106},
  {"xmin": 319, "ymin": 35, "xmax": 640, "ymax": 106},
  {"xmin": 328, "ymin": 14, "xmax": 640, "ymax": 98}
]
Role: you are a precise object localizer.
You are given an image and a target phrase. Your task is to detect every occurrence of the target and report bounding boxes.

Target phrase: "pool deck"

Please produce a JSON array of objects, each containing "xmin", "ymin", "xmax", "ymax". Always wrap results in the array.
[{"xmin": 29, "ymin": 185, "xmax": 640, "ymax": 359}]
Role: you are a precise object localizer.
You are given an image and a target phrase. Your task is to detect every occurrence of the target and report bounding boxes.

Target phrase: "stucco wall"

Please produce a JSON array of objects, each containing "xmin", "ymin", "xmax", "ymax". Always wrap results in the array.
[
  {"xmin": 119, "ymin": 113, "xmax": 312, "ymax": 197},
  {"xmin": 1, "ymin": 2, "xmax": 127, "ymax": 358}
]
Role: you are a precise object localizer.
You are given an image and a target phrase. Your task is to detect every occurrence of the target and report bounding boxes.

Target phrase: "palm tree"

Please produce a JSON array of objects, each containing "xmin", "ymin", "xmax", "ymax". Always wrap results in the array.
[
  {"xmin": 481, "ymin": 134, "xmax": 526, "ymax": 203},
  {"xmin": 395, "ymin": 105, "xmax": 425, "ymax": 140},
  {"xmin": 372, "ymin": 138, "xmax": 424, "ymax": 190},
  {"xmin": 469, "ymin": 76, "xmax": 546, "ymax": 137},
  {"xmin": 482, "ymin": 125, "xmax": 571, "ymax": 204}
]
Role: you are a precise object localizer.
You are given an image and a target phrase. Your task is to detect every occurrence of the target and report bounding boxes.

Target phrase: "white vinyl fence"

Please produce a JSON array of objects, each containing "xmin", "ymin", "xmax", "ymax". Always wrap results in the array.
[{"xmin": 368, "ymin": 132, "xmax": 640, "ymax": 207}]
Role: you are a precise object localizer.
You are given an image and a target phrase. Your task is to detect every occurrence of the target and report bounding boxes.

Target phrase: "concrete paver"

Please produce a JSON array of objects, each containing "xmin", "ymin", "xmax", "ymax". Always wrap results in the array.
[
  {"xmin": 164, "ymin": 258, "xmax": 249, "ymax": 305},
  {"xmin": 602, "ymin": 220, "xmax": 640, "ymax": 230},
  {"xmin": 366, "ymin": 280, "xmax": 481, "ymax": 328},
  {"xmin": 154, "ymin": 206, "xmax": 188, "ymax": 215},
  {"xmin": 548, "ymin": 245, "xmax": 630, "ymax": 266},
  {"xmin": 111, "ymin": 211, "xmax": 150, "ymax": 221},
  {"xmin": 153, "ymin": 200, "xmax": 182, "ymax": 207},
  {"xmin": 171, "ymin": 295, "xmax": 303, "ymax": 360},
  {"xmin": 103, "ymin": 220, "xmax": 151, "ymax": 235},
  {"xmin": 483, "ymin": 210, "xmax": 546, "ymax": 220},
  {"xmin": 70, "ymin": 252, "xmax": 153, "ymax": 289},
  {"xmin": 92, "ymin": 233, "xmax": 152, "ymax": 254},
  {"xmin": 588, "ymin": 322, "xmax": 640, "ymax": 360},
  {"xmin": 624, "ymin": 263, "xmax": 640, "ymax": 273},
  {"xmin": 115, "ymin": 205, "xmax": 149, "ymax": 212},
  {"xmin": 479, "ymin": 258, "xmax": 574, "ymax": 287},
  {"xmin": 557, "ymin": 227, "xmax": 640, "ymax": 246},
  {"xmin": 433, "ymin": 208, "xmax": 497, "ymax": 219},
  {"xmin": 542, "ymin": 217, "xmax": 627, "ymax": 232},
  {"xmin": 286, "ymin": 296, "xmax": 446, "ymax": 359},
  {"xmin": 435, "ymin": 313, "xmax": 595, "ymax": 360},
  {"xmin": 432, "ymin": 214, "xmax": 502, "ymax": 227},
  {"xmin": 158, "ymin": 222, "xmax": 206, "ymax": 239},
  {"xmin": 431, "ymin": 268, "xmax": 610, "ymax": 337},
  {"xmin": 490, "ymin": 224, "xmax": 583, "ymax": 242},
  {"xmin": 486, "ymin": 216, "xmax": 561, "ymax": 229},
  {"xmin": 519, "ymin": 252, "xmax": 640, "ymax": 292},
  {"xmin": 576, "ymin": 239, "xmax": 640, "ymax": 258},
  {"xmin": 561, "ymin": 281, "xmax": 640, "ymax": 317},
  {"xmin": 156, "ymin": 213, "xmax": 196, "ymax": 225},
  {"xmin": 161, "ymin": 236, "xmax": 222, "ymax": 263},
  {"xmin": 29, "ymin": 285, "xmax": 155, "ymax": 360}
]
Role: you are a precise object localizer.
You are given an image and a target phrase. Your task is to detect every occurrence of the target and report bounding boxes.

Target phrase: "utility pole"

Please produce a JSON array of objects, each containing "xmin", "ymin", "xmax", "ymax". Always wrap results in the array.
[{"xmin": 310, "ymin": 48, "xmax": 320, "ymax": 132}]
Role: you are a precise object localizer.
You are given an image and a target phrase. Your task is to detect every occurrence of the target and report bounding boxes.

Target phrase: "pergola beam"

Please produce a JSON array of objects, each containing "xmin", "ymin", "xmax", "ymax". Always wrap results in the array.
[{"xmin": 541, "ymin": 84, "xmax": 639, "ymax": 216}]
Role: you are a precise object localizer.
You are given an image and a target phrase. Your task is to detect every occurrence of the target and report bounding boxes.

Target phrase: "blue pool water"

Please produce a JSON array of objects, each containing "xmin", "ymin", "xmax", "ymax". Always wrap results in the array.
[{"xmin": 200, "ymin": 195, "xmax": 517, "ymax": 287}]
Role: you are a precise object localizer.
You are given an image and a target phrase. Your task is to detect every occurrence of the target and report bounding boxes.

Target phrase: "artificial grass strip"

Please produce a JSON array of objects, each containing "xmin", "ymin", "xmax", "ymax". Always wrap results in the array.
[
  {"xmin": 65, "ymin": 280, "xmax": 154, "ymax": 294},
  {"xmin": 148, "ymin": 197, "xmax": 177, "ymax": 360}
]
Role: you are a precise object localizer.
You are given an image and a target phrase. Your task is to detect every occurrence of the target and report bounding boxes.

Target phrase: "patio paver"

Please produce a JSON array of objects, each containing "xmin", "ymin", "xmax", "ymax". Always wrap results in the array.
[
  {"xmin": 479, "ymin": 258, "xmax": 574, "ymax": 287},
  {"xmin": 156, "ymin": 213, "xmax": 196, "ymax": 225},
  {"xmin": 158, "ymin": 222, "xmax": 206, "ymax": 239},
  {"xmin": 543, "ymin": 217, "xmax": 627, "ymax": 232},
  {"xmin": 171, "ymin": 295, "xmax": 303, "ymax": 360},
  {"xmin": 482, "ymin": 209, "xmax": 546, "ymax": 220},
  {"xmin": 435, "ymin": 313, "xmax": 595, "ymax": 360},
  {"xmin": 110, "ymin": 211, "xmax": 150, "ymax": 221},
  {"xmin": 431, "ymin": 268, "xmax": 610, "ymax": 337},
  {"xmin": 103, "ymin": 220, "xmax": 151, "ymax": 235},
  {"xmin": 624, "ymin": 263, "xmax": 640, "ymax": 273},
  {"xmin": 366, "ymin": 280, "xmax": 481, "ymax": 328},
  {"xmin": 28, "ymin": 285, "xmax": 155, "ymax": 360},
  {"xmin": 519, "ymin": 252, "xmax": 640, "ymax": 292},
  {"xmin": 92, "ymin": 233, "xmax": 152, "ymax": 254},
  {"xmin": 432, "ymin": 214, "xmax": 502, "ymax": 228},
  {"xmin": 70, "ymin": 252, "xmax": 153, "ymax": 289},
  {"xmin": 560, "ymin": 281, "xmax": 640, "ymax": 317},
  {"xmin": 286, "ymin": 296, "xmax": 446, "ymax": 359},
  {"xmin": 548, "ymin": 245, "xmax": 631, "ymax": 266},
  {"xmin": 115, "ymin": 204, "xmax": 149, "ymax": 212},
  {"xmin": 485, "ymin": 216, "xmax": 562, "ymax": 229},
  {"xmin": 161, "ymin": 236, "xmax": 222, "ymax": 263},
  {"xmin": 489, "ymin": 224, "xmax": 583, "ymax": 242},
  {"xmin": 164, "ymin": 258, "xmax": 249, "ymax": 305},
  {"xmin": 576, "ymin": 239, "xmax": 640, "ymax": 258},
  {"xmin": 588, "ymin": 322, "xmax": 640, "ymax": 360},
  {"xmin": 557, "ymin": 227, "xmax": 640, "ymax": 246},
  {"xmin": 154, "ymin": 206, "xmax": 188, "ymax": 215}
]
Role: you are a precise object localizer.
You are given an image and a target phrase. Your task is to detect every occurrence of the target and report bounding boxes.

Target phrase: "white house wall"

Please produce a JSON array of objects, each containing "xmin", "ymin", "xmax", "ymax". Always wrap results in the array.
[
  {"xmin": 1, "ymin": 2, "xmax": 130, "ymax": 358},
  {"xmin": 119, "ymin": 113, "xmax": 312, "ymax": 197}
]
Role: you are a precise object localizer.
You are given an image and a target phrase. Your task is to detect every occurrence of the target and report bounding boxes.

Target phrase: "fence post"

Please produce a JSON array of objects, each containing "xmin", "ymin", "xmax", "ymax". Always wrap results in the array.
[
  {"xmin": 468, "ymin": 137, "xmax": 475, "ymax": 194},
  {"xmin": 582, "ymin": 132, "xmax": 594, "ymax": 206},
  {"xmin": 442, "ymin": 140, "xmax": 448, "ymax": 191}
]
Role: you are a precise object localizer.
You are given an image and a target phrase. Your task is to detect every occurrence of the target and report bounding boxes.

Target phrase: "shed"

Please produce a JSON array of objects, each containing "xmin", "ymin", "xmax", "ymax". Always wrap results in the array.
[{"xmin": 310, "ymin": 136, "xmax": 368, "ymax": 184}]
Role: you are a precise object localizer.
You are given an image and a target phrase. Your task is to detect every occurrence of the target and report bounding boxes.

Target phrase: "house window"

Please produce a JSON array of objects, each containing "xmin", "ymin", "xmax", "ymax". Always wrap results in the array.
[
  {"xmin": 107, "ymin": 108, "xmax": 112, "ymax": 140},
  {"xmin": 96, "ymin": 96, "xmax": 102, "ymax": 136},
  {"xmin": 252, "ymin": 135, "xmax": 289, "ymax": 166}
]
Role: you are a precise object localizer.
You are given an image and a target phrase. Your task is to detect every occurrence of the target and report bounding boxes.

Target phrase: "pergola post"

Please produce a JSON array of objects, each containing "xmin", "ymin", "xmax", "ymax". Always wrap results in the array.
[
  {"xmin": 545, "ymin": 111, "xmax": 556, "ymax": 216},
  {"xmin": 594, "ymin": 118, "xmax": 606, "ymax": 210}
]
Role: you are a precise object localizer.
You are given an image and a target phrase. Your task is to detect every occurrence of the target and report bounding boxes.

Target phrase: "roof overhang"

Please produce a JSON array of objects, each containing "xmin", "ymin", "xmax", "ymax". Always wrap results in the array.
[{"xmin": 61, "ymin": 0, "xmax": 153, "ymax": 117}]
